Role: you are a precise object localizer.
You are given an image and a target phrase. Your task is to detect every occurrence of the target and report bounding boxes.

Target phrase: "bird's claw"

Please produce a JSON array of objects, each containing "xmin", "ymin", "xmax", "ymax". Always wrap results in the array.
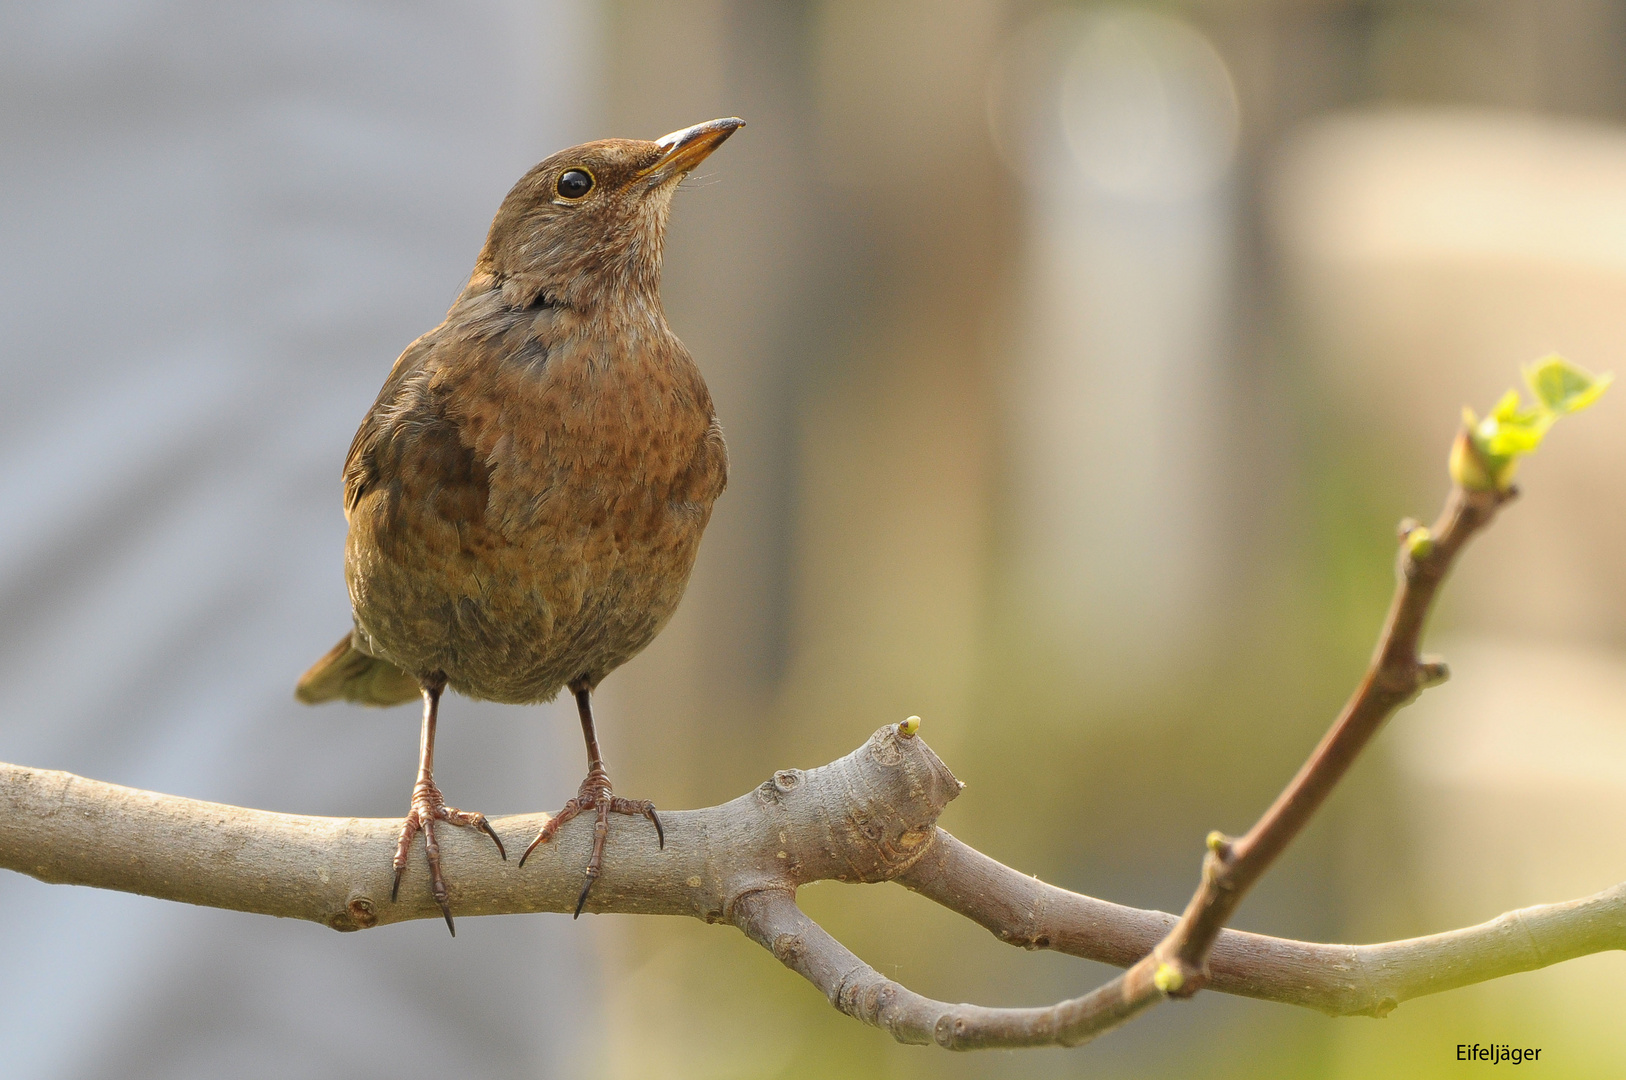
[
  {"xmin": 520, "ymin": 768, "xmax": 663, "ymax": 916},
  {"xmin": 477, "ymin": 817, "xmax": 508, "ymax": 860},
  {"xmin": 390, "ymin": 778, "xmax": 504, "ymax": 936}
]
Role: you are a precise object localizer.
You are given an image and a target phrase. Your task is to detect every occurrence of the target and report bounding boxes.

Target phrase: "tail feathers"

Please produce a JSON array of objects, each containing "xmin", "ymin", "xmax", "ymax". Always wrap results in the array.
[{"xmin": 296, "ymin": 633, "xmax": 422, "ymax": 707}]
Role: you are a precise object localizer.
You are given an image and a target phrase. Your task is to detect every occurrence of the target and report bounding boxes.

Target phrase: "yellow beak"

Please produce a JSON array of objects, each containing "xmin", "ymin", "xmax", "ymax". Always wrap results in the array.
[{"xmin": 641, "ymin": 117, "xmax": 745, "ymax": 181}]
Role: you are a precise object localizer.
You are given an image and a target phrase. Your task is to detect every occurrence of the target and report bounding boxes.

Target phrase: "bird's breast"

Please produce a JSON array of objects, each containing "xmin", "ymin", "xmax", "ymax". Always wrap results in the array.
[
  {"xmin": 344, "ymin": 312, "xmax": 727, "ymax": 702},
  {"xmin": 457, "ymin": 323, "xmax": 715, "ymax": 530}
]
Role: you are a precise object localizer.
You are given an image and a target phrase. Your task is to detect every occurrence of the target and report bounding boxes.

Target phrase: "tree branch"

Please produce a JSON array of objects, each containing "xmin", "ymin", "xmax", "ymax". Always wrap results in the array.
[
  {"xmin": 726, "ymin": 482, "xmax": 1530, "ymax": 1050},
  {"xmin": 4, "ymin": 718, "xmax": 1623, "ymax": 1048},
  {"xmin": 0, "ymin": 724, "xmax": 960, "ymax": 931},
  {"xmin": 1155, "ymin": 486, "xmax": 1510, "ymax": 986},
  {"xmin": 899, "ymin": 831, "xmax": 1626, "ymax": 1018},
  {"xmin": 733, "ymin": 886, "xmax": 1164, "ymax": 1049},
  {"xmin": 918, "ymin": 483, "xmax": 1519, "ymax": 1048}
]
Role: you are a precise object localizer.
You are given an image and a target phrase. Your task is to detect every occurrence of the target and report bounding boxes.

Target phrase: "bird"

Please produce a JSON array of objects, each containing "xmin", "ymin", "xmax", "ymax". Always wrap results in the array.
[{"xmin": 295, "ymin": 117, "xmax": 741, "ymax": 933}]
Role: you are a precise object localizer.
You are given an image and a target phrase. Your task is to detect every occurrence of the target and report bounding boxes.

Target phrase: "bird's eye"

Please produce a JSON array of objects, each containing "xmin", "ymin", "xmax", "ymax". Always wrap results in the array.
[{"xmin": 557, "ymin": 169, "xmax": 594, "ymax": 199}]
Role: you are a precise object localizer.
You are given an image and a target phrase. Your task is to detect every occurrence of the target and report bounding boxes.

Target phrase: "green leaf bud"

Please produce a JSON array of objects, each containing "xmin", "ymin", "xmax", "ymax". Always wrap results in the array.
[{"xmin": 1452, "ymin": 356, "xmax": 1610, "ymax": 492}]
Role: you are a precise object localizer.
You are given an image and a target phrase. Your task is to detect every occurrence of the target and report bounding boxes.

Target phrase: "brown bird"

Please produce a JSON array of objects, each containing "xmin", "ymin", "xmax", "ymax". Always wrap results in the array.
[{"xmin": 296, "ymin": 117, "xmax": 741, "ymax": 932}]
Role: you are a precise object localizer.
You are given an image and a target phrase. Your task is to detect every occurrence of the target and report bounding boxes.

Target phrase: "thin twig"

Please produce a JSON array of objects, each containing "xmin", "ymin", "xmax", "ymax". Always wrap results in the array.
[
  {"xmin": 733, "ymin": 888, "xmax": 1164, "ymax": 1049},
  {"xmin": 1160, "ymin": 486, "xmax": 1510, "ymax": 985},
  {"xmin": 899, "ymin": 831, "xmax": 1626, "ymax": 1018},
  {"xmin": 952, "ymin": 484, "xmax": 1516, "ymax": 1048}
]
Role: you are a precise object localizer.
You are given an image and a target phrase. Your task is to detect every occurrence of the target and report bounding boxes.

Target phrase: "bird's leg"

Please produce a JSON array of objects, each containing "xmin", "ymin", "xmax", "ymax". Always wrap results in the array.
[
  {"xmin": 391, "ymin": 673, "xmax": 507, "ymax": 936},
  {"xmin": 519, "ymin": 682, "xmax": 663, "ymax": 917}
]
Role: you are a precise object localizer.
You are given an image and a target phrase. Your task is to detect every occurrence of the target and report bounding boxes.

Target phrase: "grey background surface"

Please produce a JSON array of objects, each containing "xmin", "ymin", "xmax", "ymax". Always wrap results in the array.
[{"xmin": 0, "ymin": 4, "xmax": 605, "ymax": 1076}]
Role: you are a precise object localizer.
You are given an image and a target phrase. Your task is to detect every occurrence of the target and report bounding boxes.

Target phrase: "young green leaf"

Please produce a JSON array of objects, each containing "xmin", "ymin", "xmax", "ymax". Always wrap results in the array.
[
  {"xmin": 1450, "ymin": 356, "xmax": 1611, "ymax": 492},
  {"xmin": 1524, "ymin": 355, "xmax": 1614, "ymax": 415}
]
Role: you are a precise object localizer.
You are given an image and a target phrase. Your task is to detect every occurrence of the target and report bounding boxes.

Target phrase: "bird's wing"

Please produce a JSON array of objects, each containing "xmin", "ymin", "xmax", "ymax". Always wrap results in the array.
[
  {"xmin": 681, "ymin": 415, "xmax": 730, "ymax": 506},
  {"xmin": 342, "ymin": 330, "xmax": 442, "ymax": 513},
  {"xmin": 342, "ymin": 325, "xmax": 508, "ymax": 564}
]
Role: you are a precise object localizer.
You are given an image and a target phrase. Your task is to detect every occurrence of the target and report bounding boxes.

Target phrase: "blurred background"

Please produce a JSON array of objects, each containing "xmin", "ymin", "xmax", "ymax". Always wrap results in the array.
[{"xmin": 3, "ymin": 1, "xmax": 1625, "ymax": 1078}]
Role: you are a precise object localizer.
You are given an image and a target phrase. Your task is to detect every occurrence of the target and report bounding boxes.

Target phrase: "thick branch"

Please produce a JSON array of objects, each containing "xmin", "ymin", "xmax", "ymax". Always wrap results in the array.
[
  {"xmin": 5, "ymin": 715, "xmax": 1623, "ymax": 1050},
  {"xmin": 0, "ymin": 724, "xmax": 959, "ymax": 931}
]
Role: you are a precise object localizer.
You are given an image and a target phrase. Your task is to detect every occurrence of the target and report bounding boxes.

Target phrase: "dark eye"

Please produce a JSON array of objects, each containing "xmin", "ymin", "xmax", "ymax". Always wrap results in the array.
[{"xmin": 557, "ymin": 169, "xmax": 594, "ymax": 199}]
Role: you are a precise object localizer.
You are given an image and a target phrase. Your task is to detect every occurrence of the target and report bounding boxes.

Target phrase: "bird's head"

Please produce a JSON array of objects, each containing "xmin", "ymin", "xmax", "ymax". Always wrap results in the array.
[{"xmin": 474, "ymin": 117, "xmax": 744, "ymax": 314}]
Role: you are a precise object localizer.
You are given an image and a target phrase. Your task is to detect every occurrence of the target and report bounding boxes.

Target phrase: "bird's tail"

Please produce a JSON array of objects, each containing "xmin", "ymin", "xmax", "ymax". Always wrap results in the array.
[{"xmin": 295, "ymin": 633, "xmax": 421, "ymax": 707}]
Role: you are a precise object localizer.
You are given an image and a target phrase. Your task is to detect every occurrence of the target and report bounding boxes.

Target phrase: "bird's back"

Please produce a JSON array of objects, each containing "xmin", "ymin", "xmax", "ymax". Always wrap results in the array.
[{"xmin": 340, "ymin": 287, "xmax": 728, "ymax": 703}]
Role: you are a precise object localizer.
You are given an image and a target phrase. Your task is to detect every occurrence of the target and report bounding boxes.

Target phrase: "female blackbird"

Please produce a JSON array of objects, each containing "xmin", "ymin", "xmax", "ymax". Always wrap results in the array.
[{"xmin": 296, "ymin": 118, "xmax": 742, "ymax": 932}]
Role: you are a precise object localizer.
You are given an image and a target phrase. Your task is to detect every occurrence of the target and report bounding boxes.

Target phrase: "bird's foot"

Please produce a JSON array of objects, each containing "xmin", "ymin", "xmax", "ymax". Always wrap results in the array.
[
  {"xmin": 518, "ymin": 765, "xmax": 663, "ymax": 917},
  {"xmin": 391, "ymin": 777, "xmax": 507, "ymax": 936}
]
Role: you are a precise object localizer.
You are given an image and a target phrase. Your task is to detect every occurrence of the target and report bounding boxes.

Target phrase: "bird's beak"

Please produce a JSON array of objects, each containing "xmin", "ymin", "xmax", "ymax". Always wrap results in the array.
[{"xmin": 640, "ymin": 117, "xmax": 745, "ymax": 182}]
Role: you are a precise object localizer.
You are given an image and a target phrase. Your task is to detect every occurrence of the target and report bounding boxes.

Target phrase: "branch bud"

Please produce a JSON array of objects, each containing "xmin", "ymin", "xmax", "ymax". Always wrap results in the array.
[
  {"xmin": 1418, "ymin": 656, "xmax": 1450, "ymax": 688},
  {"xmin": 1153, "ymin": 962, "xmax": 1185, "ymax": 993},
  {"xmin": 1448, "ymin": 426, "xmax": 1507, "ymax": 493}
]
